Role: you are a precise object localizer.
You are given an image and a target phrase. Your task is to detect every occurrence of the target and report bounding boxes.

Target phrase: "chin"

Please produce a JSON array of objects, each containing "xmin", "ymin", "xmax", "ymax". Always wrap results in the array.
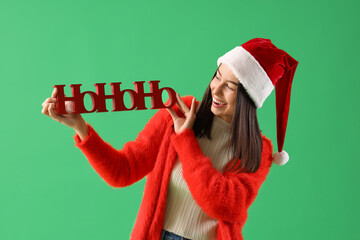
[{"xmin": 210, "ymin": 106, "xmax": 220, "ymax": 117}]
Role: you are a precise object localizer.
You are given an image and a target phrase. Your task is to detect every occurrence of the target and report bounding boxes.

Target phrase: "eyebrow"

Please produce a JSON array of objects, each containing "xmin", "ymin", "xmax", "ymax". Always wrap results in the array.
[{"xmin": 217, "ymin": 68, "xmax": 239, "ymax": 87}]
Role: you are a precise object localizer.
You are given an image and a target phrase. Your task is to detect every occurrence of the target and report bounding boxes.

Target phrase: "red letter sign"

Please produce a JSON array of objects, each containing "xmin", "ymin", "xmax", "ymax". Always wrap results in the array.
[{"xmin": 54, "ymin": 81, "xmax": 176, "ymax": 114}]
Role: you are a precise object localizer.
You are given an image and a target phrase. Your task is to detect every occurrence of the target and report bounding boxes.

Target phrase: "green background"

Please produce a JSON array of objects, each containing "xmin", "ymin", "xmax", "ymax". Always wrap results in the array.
[{"xmin": 1, "ymin": 0, "xmax": 359, "ymax": 239}]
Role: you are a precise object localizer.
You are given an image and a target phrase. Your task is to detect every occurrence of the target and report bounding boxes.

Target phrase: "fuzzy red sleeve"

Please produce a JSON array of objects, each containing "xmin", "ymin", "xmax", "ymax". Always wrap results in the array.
[
  {"xmin": 73, "ymin": 108, "xmax": 171, "ymax": 188},
  {"xmin": 170, "ymin": 128, "xmax": 274, "ymax": 223}
]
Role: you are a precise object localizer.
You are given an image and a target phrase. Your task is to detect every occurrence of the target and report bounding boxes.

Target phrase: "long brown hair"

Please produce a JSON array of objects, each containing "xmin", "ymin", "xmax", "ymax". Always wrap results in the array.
[{"xmin": 193, "ymin": 64, "xmax": 263, "ymax": 173}]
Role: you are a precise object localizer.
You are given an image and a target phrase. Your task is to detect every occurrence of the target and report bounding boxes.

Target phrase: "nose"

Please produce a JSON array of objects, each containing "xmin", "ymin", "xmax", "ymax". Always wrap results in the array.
[{"xmin": 212, "ymin": 81, "xmax": 225, "ymax": 96}]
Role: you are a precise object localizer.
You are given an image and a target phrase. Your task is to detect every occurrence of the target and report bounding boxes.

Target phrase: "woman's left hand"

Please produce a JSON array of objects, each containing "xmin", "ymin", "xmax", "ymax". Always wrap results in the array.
[{"xmin": 166, "ymin": 93, "xmax": 196, "ymax": 134}]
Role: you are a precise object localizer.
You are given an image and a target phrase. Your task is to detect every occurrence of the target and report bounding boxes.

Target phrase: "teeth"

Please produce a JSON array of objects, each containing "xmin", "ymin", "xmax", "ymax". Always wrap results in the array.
[{"xmin": 213, "ymin": 97, "xmax": 226, "ymax": 105}]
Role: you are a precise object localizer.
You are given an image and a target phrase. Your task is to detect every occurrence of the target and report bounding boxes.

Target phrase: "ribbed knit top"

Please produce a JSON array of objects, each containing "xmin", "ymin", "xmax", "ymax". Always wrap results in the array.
[{"xmin": 163, "ymin": 115, "xmax": 233, "ymax": 240}]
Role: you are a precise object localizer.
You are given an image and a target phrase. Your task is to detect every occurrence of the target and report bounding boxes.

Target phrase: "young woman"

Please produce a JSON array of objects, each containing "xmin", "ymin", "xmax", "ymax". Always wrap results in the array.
[{"xmin": 41, "ymin": 38, "xmax": 298, "ymax": 240}]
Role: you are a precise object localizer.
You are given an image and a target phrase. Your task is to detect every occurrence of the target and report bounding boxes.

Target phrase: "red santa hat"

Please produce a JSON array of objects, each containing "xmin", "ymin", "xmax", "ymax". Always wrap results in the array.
[{"xmin": 217, "ymin": 38, "xmax": 299, "ymax": 166}]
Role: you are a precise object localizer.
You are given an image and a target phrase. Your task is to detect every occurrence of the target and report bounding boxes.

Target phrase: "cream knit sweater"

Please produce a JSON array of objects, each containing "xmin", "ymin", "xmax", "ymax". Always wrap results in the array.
[{"xmin": 163, "ymin": 115, "xmax": 233, "ymax": 240}]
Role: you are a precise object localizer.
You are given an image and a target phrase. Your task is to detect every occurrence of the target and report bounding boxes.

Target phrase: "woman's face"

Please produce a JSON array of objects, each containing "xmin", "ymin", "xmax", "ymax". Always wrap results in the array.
[{"xmin": 210, "ymin": 63, "xmax": 239, "ymax": 123}]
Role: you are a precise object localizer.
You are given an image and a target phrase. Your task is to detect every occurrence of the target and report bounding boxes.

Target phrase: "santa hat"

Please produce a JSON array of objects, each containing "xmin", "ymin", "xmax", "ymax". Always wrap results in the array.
[{"xmin": 217, "ymin": 38, "xmax": 299, "ymax": 166}]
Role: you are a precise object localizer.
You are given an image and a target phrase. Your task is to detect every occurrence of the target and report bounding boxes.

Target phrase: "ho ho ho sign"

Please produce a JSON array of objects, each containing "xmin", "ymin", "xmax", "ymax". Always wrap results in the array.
[{"xmin": 53, "ymin": 81, "xmax": 177, "ymax": 114}]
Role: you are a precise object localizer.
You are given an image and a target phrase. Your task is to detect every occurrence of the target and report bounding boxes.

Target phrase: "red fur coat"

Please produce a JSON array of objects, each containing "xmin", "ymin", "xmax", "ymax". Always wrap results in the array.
[{"xmin": 74, "ymin": 96, "xmax": 274, "ymax": 240}]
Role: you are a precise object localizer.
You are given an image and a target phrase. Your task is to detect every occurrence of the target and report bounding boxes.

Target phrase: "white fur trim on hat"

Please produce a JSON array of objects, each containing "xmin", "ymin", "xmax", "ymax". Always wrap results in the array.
[{"xmin": 217, "ymin": 46, "xmax": 274, "ymax": 108}]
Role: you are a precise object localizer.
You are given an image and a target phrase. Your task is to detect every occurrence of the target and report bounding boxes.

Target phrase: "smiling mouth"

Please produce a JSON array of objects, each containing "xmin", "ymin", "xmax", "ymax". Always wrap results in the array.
[{"xmin": 212, "ymin": 97, "xmax": 227, "ymax": 107}]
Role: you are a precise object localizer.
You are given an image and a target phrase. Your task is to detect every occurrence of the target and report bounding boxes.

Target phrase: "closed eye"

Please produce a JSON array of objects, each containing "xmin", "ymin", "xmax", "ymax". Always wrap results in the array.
[
  {"xmin": 215, "ymin": 75, "xmax": 235, "ymax": 90},
  {"xmin": 226, "ymin": 84, "xmax": 235, "ymax": 90}
]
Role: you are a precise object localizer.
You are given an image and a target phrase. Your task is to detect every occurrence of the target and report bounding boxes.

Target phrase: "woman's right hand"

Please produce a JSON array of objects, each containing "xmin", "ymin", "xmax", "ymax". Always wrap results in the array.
[{"xmin": 41, "ymin": 88, "xmax": 88, "ymax": 140}]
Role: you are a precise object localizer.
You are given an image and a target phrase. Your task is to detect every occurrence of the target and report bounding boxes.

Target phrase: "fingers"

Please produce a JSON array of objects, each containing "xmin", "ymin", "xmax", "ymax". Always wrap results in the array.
[
  {"xmin": 167, "ymin": 96, "xmax": 197, "ymax": 134},
  {"xmin": 51, "ymin": 87, "xmax": 58, "ymax": 98},
  {"xmin": 48, "ymin": 103, "xmax": 64, "ymax": 123},
  {"xmin": 176, "ymin": 93, "xmax": 189, "ymax": 113},
  {"xmin": 166, "ymin": 106, "xmax": 179, "ymax": 122},
  {"xmin": 42, "ymin": 97, "xmax": 57, "ymax": 107},
  {"xmin": 189, "ymin": 97, "xmax": 196, "ymax": 115},
  {"xmin": 184, "ymin": 97, "xmax": 196, "ymax": 125},
  {"xmin": 42, "ymin": 103, "xmax": 50, "ymax": 115},
  {"xmin": 41, "ymin": 96, "xmax": 57, "ymax": 117},
  {"xmin": 42, "ymin": 87, "xmax": 58, "ymax": 115},
  {"xmin": 65, "ymin": 101, "xmax": 74, "ymax": 114}
]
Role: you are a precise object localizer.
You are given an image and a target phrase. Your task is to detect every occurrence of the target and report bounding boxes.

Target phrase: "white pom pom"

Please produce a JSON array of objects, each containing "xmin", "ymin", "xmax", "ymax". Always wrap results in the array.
[{"xmin": 273, "ymin": 150, "xmax": 289, "ymax": 166}]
